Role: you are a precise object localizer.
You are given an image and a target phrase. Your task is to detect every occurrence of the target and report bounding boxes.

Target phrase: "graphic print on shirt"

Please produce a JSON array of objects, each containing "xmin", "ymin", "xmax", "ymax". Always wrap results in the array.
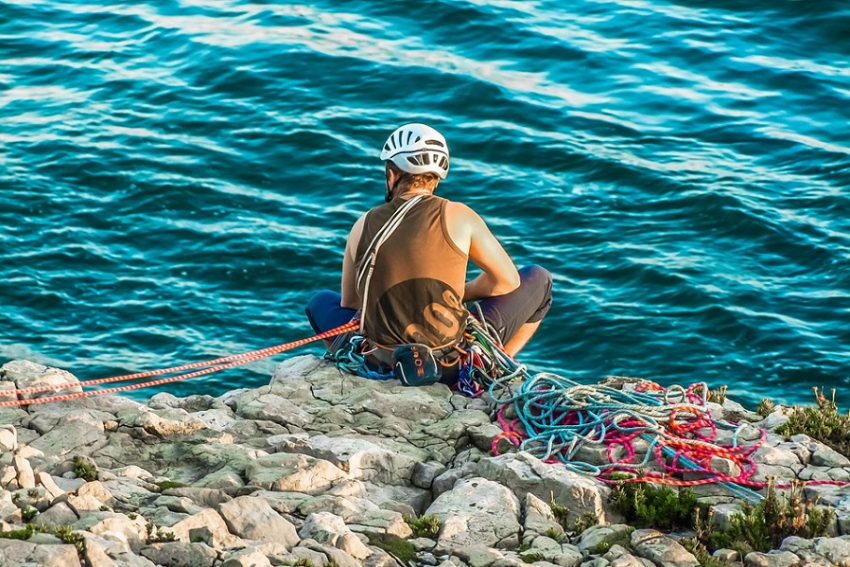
[{"xmin": 376, "ymin": 278, "xmax": 466, "ymax": 346}]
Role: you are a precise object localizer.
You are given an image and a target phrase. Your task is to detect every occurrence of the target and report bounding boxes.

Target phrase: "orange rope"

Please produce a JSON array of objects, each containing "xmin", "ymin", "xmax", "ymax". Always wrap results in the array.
[{"xmin": 0, "ymin": 320, "xmax": 359, "ymax": 407}]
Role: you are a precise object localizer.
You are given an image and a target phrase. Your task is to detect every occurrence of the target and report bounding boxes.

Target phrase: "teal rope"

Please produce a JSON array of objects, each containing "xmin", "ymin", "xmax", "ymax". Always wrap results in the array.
[{"xmin": 467, "ymin": 319, "xmax": 764, "ymax": 505}]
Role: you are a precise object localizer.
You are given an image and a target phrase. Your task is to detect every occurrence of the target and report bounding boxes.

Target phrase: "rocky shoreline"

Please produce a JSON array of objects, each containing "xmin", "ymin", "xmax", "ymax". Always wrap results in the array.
[{"xmin": 1, "ymin": 356, "xmax": 850, "ymax": 567}]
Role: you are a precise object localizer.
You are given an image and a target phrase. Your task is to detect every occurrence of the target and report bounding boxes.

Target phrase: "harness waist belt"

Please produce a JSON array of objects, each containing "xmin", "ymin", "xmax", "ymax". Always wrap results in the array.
[{"xmin": 366, "ymin": 340, "xmax": 461, "ymax": 370}]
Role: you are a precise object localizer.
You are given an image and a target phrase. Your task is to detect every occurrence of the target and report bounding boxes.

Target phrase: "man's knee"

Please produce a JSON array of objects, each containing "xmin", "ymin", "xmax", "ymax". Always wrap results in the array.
[
  {"xmin": 306, "ymin": 290, "xmax": 343, "ymax": 334},
  {"xmin": 307, "ymin": 290, "xmax": 339, "ymax": 314},
  {"xmin": 519, "ymin": 265, "xmax": 553, "ymax": 323},
  {"xmin": 520, "ymin": 264, "xmax": 552, "ymax": 288}
]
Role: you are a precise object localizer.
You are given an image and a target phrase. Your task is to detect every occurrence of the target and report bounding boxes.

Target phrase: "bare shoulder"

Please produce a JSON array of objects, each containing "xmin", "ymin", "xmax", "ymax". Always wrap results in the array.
[{"xmin": 444, "ymin": 200, "xmax": 480, "ymax": 226}]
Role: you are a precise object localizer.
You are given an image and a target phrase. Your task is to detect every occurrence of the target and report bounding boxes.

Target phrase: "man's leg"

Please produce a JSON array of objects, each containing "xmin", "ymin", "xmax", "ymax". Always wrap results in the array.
[
  {"xmin": 474, "ymin": 265, "xmax": 553, "ymax": 356},
  {"xmin": 503, "ymin": 320, "xmax": 541, "ymax": 357},
  {"xmin": 305, "ymin": 290, "xmax": 358, "ymax": 348}
]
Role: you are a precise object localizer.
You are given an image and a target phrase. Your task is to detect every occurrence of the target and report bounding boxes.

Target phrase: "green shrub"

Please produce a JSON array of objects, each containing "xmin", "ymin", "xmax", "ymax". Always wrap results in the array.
[
  {"xmin": 21, "ymin": 506, "xmax": 38, "ymax": 523},
  {"xmin": 402, "ymin": 514, "xmax": 441, "ymax": 537},
  {"xmin": 776, "ymin": 388, "xmax": 850, "ymax": 458},
  {"xmin": 155, "ymin": 480, "xmax": 186, "ymax": 491},
  {"xmin": 612, "ymin": 483, "xmax": 698, "ymax": 531},
  {"xmin": 520, "ymin": 551, "xmax": 544, "ymax": 563},
  {"xmin": 756, "ymin": 398, "xmax": 776, "ymax": 418},
  {"xmin": 53, "ymin": 525, "xmax": 86, "ymax": 553},
  {"xmin": 0, "ymin": 524, "xmax": 39, "ymax": 540},
  {"xmin": 711, "ymin": 479, "xmax": 835, "ymax": 553},
  {"xmin": 366, "ymin": 532, "xmax": 417, "ymax": 564},
  {"xmin": 72, "ymin": 456, "xmax": 98, "ymax": 482},
  {"xmin": 145, "ymin": 521, "xmax": 177, "ymax": 544}
]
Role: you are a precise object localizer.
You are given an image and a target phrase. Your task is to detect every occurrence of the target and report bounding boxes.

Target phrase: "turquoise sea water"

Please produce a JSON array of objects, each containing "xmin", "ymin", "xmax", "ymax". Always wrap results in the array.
[{"xmin": 1, "ymin": 0, "xmax": 848, "ymax": 407}]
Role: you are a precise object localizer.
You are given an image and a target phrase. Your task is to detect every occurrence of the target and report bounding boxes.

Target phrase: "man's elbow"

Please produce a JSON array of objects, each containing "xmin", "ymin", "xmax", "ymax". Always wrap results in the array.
[{"xmin": 495, "ymin": 272, "xmax": 521, "ymax": 296}]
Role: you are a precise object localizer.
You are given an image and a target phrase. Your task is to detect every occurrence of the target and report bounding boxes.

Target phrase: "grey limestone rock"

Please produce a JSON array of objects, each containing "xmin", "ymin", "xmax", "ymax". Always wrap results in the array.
[
  {"xmin": 743, "ymin": 550, "xmax": 803, "ymax": 567},
  {"xmin": 140, "ymin": 541, "xmax": 218, "ymax": 567},
  {"xmin": 0, "ymin": 539, "xmax": 81, "ymax": 567},
  {"xmin": 522, "ymin": 492, "xmax": 563, "ymax": 539},
  {"xmin": 12, "ymin": 455, "xmax": 35, "ymax": 489},
  {"xmin": 0, "ymin": 359, "xmax": 82, "ymax": 401},
  {"xmin": 630, "ymin": 529, "xmax": 699, "ymax": 567},
  {"xmin": 413, "ymin": 460, "xmax": 448, "ymax": 489},
  {"xmin": 578, "ymin": 525, "xmax": 633, "ymax": 554},
  {"xmin": 0, "ymin": 425, "xmax": 17, "ymax": 452},
  {"xmin": 475, "ymin": 452, "xmax": 616, "ymax": 527},
  {"xmin": 812, "ymin": 447, "xmax": 850, "ymax": 468},
  {"xmin": 168, "ymin": 508, "xmax": 244, "ymax": 548},
  {"xmin": 33, "ymin": 501, "xmax": 79, "ymax": 529},
  {"xmin": 218, "ymin": 494, "xmax": 300, "ymax": 547},
  {"xmin": 245, "ymin": 452, "xmax": 349, "ymax": 494},
  {"xmin": 290, "ymin": 434, "xmax": 425, "ymax": 485},
  {"xmin": 220, "ymin": 547, "xmax": 274, "ymax": 567},
  {"xmin": 426, "ymin": 477, "xmax": 521, "ymax": 551},
  {"xmin": 236, "ymin": 391, "xmax": 315, "ymax": 428}
]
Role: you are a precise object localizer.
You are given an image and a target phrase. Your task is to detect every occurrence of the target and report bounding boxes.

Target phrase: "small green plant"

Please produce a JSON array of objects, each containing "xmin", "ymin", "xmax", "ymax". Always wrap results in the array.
[
  {"xmin": 402, "ymin": 514, "xmax": 441, "ymax": 537},
  {"xmin": 757, "ymin": 398, "xmax": 776, "ymax": 418},
  {"xmin": 155, "ymin": 480, "xmax": 186, "ymax": 491},
  {"xmin": 72, "ymin": 456, "xmax": 98, "ymax": 482},
  {"xmin": 549, "ymin": 493, "xmax": 570, "ymax": 530},
  {"xmin": 550, "ymin": 493, "xmax": 598, "ymax": 533},
  {"xmin": 520, "ymin": 551, "xmax": 544, "ymax": 563},
  {"xmin": 612, "ymin": 482, "xmax": 698, "ymax": 531},
  {"xmin": 366, "ymin": 533, "xmax": 417, "ymax": 564},
  {"xmin": 27, "ymin": 489, "xmax": 39, "ymax": 499},
  {"xmin": 693, "ymin": 384, "xmax": 727, "ymax": 405},
  {"xmin": 128, "ymin": 513, "xmax": 138, "ymax": 520},
  {"xmin": 711, "ymin": 479, "xmax": 835, "ymax": 553},
  {"xmin": 21, "ymin": 506, "xmax": 38, "ymax": 522},
  {"xmin": 544, "ymin": 527, "xmax": 562, "ymax": 542},
  {"xmin": 53, "ymin": 525, "xmax": 86, "ymax": 553},
  {"xmin": 709, "ymin": 385, "xmax": 728, "ymax": 405},
  {"xmin": 776, "ymin": 388, "xmax": 850, "ymax": 458},
  {"xmin": 572, "ymin": 511, "xmax": 599, "ymax": 534},
  {"xmin": 99, "ymin": 505, "xmax": 111, "ymax": 512},
  {"xmin": 293, "ymin": 559, "xmax": 315, "ymax": 567},
  {"xmin": 145, "ymin": 520, "xmax": 177, "ymax": 543},
  {"xmin": 0, "ymin": 524, "xmax": 39, "ymax": 540},
  {"xmin": 680, "ymin": 535, "xmax": 731, "ymax": 567}
]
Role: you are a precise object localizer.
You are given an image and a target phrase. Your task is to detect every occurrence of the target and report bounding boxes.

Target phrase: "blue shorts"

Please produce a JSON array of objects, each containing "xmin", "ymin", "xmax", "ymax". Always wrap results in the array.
[{"xmin": 305, "ymin": 265, "xmax": 553, "ymax": 345}]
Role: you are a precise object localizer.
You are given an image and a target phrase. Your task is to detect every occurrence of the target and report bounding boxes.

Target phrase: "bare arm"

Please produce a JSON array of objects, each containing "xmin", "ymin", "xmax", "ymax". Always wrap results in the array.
[
  {"xmin": 340, "ymin": 214, "xmax": 366, "ymax": 310},
  {"xmin": 446, "ymin": 202, "xmax": 520, "ymax": 301}
]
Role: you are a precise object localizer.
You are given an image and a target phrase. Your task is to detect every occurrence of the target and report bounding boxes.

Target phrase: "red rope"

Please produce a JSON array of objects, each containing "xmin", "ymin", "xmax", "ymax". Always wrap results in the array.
[{"xmin": 0, "ymin": 320, "xmax": 359, "ymax": 408}]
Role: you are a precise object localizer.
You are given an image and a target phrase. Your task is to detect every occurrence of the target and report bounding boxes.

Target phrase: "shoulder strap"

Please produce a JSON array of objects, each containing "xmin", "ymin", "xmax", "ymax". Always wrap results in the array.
[{"xmin": 357, "ymin": 195, "xmax": 425, "ymax": 336}]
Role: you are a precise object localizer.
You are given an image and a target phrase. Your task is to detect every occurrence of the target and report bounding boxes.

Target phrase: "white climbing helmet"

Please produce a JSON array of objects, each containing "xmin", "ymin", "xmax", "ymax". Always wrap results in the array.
[{"xmin": 380, "ymin": 123, "xmax": 450, "ymax": 180}]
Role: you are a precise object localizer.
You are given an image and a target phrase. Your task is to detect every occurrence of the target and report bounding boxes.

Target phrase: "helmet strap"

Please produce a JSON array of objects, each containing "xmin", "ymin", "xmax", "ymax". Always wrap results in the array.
[{"xmin": 385, "ymin": 166, "xmax": 401, "ymax": 202}]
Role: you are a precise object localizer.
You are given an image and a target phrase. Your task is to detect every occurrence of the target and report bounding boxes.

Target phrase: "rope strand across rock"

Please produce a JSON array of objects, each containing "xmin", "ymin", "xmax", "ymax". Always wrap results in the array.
[{"xmin": 0, "ymin": 320, "xmax": 360, "ymax": 407}]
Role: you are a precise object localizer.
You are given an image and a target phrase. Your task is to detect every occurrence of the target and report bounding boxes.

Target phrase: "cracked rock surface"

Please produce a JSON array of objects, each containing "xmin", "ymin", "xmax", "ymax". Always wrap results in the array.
[{"xmin": 2, "ymin": 356, "xmax": 850, "ymax": 567}]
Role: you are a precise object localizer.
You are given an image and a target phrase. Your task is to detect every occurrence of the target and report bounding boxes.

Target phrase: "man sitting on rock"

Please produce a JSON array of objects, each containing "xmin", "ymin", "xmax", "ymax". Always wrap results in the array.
[{"xmin": 306, "ymin": 123, "xmax": 552, "ymax": 384}]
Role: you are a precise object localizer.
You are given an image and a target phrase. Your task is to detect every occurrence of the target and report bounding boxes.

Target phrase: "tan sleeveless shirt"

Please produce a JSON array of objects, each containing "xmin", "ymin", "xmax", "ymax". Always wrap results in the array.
[{"xmin": 355, "ymin": 195, "xmax": 469, "ymax": 348}]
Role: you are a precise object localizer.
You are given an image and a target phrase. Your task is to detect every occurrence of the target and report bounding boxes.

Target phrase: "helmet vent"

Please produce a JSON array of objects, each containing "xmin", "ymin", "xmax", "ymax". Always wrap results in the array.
[
  {"xmin": 406, "ymin": 131, "xmax": 413, "ymax": 144},
  {"xmin": 406, "ymin": 156, "xmax": 420, "ymax": 166},
  {"xmin": 425, "ymin": 139, "xmax": 445, "ymax": 147}
]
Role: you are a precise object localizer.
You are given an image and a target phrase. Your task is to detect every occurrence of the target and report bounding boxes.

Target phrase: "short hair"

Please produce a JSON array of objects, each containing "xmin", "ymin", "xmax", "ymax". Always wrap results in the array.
[{"xmin": 386, "ymin": 161, "xmax": 440, "ymax": 193}]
